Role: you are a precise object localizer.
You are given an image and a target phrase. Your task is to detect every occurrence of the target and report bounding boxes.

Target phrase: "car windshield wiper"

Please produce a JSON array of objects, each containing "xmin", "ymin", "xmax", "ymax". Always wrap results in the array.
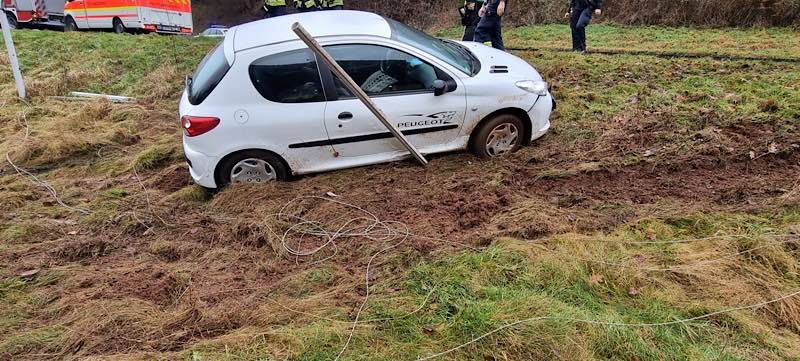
[{"xmin": 443, "ymin": 40, "xmax": 479, "ymax": 75}]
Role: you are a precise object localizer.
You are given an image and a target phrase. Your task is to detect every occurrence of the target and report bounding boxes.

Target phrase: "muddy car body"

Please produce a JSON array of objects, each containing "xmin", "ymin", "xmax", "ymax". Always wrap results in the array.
[{"xmin": 179, "ymin": 11, "xmax": 555, "ymax": 189}]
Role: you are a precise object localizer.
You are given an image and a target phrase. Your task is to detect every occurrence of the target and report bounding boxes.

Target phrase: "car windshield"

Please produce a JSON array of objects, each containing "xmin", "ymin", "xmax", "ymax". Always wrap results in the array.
[{"xmin": 385, "ymin": 18, "xmax": 478, "ymax": 76}]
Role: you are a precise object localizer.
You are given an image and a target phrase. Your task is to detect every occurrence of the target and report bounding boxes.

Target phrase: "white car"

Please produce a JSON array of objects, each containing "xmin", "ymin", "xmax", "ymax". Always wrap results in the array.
[{"xmin": 180, "ymin": 11, "xmax": 555, "ymax": 189}]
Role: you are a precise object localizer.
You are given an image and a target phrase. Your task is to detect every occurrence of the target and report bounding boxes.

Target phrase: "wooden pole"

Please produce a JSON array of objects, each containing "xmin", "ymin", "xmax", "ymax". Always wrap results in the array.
[
  {"xmin": 291, "ymin": 22, "xmax": 428, "ymax": 167},
  {"xmin": 0, "ymin": 12, "xmax": 26, "ymax": 100}
]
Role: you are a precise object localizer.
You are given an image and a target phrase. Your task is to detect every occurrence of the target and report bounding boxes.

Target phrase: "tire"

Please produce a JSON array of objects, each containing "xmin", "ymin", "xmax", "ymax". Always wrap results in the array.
[
  {"xmin": 215, "ymin": 150, "xmax": 288, "ymax": 188},
  {"xmin": 470, "ymin": 113, "xmax": 525, "ymax": 159},
  {"xmin": 64, "ymin": 16, "xmax": 77, "ymax": 32},
  {"xmin": 4, "ymin": 12, "xmax": 17, "ymax": 29},
  {"xmin": 112, "ymin": 18, "xmax": 125, "ymax": 34}
]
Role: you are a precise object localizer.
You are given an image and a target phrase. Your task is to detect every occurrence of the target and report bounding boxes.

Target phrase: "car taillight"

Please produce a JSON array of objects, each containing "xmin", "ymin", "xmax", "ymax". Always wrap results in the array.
[{"xmin": 181, "ymin": 116, "xmax": 220, "ymax": 137}]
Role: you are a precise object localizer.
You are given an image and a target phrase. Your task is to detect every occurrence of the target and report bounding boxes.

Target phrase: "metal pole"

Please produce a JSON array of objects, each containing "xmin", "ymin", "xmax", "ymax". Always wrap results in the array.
[
  {"xmin": 0, "ymin": 12, "xmax": 26, "ymax": 100},
  {"xmin": 291, "ymin": 22, "xmax": 428, "ymax": 167}
]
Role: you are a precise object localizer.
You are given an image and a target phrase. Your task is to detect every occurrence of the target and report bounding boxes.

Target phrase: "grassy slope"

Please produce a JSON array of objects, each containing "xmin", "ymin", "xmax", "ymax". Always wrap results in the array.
[
  {"xmin": 0, "ymin": 25, "xmax": 799, "ymax": 360},
  {"xmin": 436, "ymin": 24, "xmax": 800, "ymax": 58}
]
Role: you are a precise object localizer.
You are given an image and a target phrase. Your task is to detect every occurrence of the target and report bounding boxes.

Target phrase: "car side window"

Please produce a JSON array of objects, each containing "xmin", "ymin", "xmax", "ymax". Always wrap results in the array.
[
  {"xmin": 324, "ymin": 44, "xmax": 439, "ymax": 98},
  {"xmin": 249, "ymin": 49, "xmax": 325, "ymax": 103}
]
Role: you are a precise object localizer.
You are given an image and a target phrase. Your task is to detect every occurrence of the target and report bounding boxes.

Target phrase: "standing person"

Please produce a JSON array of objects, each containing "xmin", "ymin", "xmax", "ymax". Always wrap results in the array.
[
  {"xmin": 322, "ymin": 0, "xmax": 344, "ymax": 10},
  {"xmin": 294, "ymin": 0, "xmax": 321, "ymax": 12},
  {"xmin": 264, "ymin": 0, "xmax": 287, "ymax": 18},
  {"xmin": 460, "ymin": 0, "xmax": 485, "ymax": 41},
  {"xmin": 566, "ymin": 0, "xmax": 603, "ymax": 54},
  {"xmin": 473, "ymin": 0, "xmax": 507, "ymax": 51}
]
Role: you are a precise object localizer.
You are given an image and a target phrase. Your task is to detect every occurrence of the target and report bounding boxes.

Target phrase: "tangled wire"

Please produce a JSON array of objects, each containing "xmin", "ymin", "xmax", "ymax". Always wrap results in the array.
[{"xmin": 273, "ymin": 196, "xmax": 413, "ymax": 361}]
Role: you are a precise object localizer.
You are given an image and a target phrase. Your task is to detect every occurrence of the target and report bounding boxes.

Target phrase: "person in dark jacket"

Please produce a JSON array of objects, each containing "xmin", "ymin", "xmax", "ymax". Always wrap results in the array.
[
  {"xmin": 566, "ymin": 0, "xmax": 603, "ymax": 53},
  {"xmin": 460, "ymin": 0, "xmax": 485, "ymax": 41},
  {"xmin": 473, "ymin": 0, "xmax": 507, "ymax": 50}
]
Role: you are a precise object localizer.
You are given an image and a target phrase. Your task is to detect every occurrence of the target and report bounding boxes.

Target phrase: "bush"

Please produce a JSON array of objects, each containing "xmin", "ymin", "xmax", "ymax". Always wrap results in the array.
[{"xmin": 192, "ymin": 0, "xmax": 800, "ymax": 29}]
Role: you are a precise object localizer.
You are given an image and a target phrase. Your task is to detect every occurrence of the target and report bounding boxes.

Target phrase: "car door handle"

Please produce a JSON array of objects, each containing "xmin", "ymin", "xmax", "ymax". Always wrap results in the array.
[{"xmin": 338, "ymin": 112, "xmax": 353, "ymax": 120}]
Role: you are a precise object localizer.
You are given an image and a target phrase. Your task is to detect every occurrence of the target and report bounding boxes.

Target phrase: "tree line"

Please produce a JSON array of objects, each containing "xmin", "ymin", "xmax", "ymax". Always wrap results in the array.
[{"xmin": 191, "ymin": 0, "xmax": 800, "ymax": 30}]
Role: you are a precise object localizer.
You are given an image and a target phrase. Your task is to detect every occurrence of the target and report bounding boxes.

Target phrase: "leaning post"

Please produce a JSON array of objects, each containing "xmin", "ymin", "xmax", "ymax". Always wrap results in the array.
[{"xmin": 0, "ymin": 13, "xmax": 26, "ymax": 100}]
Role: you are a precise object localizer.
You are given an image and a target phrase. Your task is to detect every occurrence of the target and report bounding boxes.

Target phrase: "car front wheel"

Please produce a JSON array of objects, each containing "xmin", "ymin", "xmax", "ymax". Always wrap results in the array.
[
  {"xmin": 64, "ymin": 16, "xmax": 77, "ymax": 32},
  {"xmin": 216, "ymin": 150, "xmax": 288, "ymax": 188},
  {"xmin": 470, "ymin": 113, "xmax": 525, "ymax": 158}
]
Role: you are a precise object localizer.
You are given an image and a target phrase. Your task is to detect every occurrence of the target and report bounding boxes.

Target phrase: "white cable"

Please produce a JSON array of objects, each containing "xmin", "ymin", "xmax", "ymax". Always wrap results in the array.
[{"xmin": 273, "ymin": 196, "xmax": 412, "ymax": 360}]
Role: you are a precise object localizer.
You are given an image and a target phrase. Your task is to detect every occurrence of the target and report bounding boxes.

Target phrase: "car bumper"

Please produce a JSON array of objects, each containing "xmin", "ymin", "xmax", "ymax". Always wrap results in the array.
[
  {"xmin": 528, "ymin": 92, "xmax": 554, "ymax": 142},
  {"xmin": 184, "ymin": 141, "xmax": 218, "ymax": 189}
]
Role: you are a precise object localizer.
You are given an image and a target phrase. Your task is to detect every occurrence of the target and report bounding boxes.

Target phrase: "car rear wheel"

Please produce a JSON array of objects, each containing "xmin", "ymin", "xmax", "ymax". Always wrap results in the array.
[
  {"xmin": 3, "ymin": 12, "xmax": 17, "ymax": 29},
  {"xmin": 113, "ymin": 18, "xmax": 126, "ymax": 34},
  {"xmin": 216, "ymin": 150, "xmax": 288, "ymax": 187},
  {"xmin": 470, "ymin": 114, "xmax": 524, "ymax": 158},
  {"xmin": 63, "ymin": 16, "xmax": 77, "ymax": 32}
]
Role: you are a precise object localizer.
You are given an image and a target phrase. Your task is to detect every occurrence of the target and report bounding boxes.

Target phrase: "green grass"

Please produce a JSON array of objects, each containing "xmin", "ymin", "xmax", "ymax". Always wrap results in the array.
[
  {"xmin": 436, "ymin": 23, "xmax": 800, "ymax": 58},
  {"xmin": 188, "ymin": 219, "xmax": 799, "ymax": 360},
  {"xmin": 6, "ymin": 31, "xmax": 218, "ymax": 96}
]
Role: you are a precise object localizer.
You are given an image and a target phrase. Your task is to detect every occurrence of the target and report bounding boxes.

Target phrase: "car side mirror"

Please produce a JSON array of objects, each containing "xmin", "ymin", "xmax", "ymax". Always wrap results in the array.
[{"xmin": 433, "ymin": 80, "xmax": 447, "ymax": 96}]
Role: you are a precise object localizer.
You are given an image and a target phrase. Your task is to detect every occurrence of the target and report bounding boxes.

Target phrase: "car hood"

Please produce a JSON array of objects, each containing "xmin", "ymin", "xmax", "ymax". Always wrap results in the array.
[{"xmin": 456, "ymin": 41, "xmax": 543, "ymax": 81}]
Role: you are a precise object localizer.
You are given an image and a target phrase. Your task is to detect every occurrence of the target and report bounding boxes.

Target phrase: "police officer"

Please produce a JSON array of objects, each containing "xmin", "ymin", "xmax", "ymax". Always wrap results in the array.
[
  {"xmin": 264, "ymin": 0, "xmax": 287, "ymax": 17},
  {"xmin": 294, "ymin": 0, "xmax": 321, "ymax": 12},
  {"xmin": 566, "ymin": 0, "xmax": 603, "ymax": 53},
  {"xmin": 323, "ymin": 0, "xmax": 344, "ymax": 10},
  {"xmin": 460, "ymin": 0, "xmax": 485, "ymax": 41},
  {"xmin": 473, "ymin": 0, "xmax": 507, "ymax": 51}
]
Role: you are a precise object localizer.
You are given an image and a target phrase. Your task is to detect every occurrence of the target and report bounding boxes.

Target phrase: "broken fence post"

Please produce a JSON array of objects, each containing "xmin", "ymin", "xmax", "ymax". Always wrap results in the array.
[
  {"xmin": 0, "ymin": 13, "xmax": 26, "ymax": 100},
  {"xmin": 291, "ymin": 22, "xmax": 428, "ymax": 167}
]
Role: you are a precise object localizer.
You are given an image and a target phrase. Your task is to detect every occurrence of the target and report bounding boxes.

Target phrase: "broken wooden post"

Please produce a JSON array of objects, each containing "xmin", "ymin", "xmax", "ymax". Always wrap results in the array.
[
  {"xmin": 0, "ymin": 13, "xmax": 26, "ymax": 100},
  {"xmin": 291, "ymin": 22, "xmax": 428, "ymax": 167}
]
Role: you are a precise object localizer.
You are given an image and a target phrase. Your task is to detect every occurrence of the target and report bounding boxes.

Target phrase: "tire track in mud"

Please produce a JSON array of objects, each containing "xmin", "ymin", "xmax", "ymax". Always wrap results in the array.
[{"xmin": 521, "ymin": 155, "xmax": 800, "ymax": 207}]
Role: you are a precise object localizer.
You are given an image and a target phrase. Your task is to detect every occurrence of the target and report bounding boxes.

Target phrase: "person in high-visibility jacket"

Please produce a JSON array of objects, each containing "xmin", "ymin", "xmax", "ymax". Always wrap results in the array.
[
  {"xmin": 264, "ymin": 0, "xmax": 287, "ymax": 17},
  {"xmin": 460, "ymin": 0, "xmax": 484, "ymax": 41},
  {"xmin": 323, "ymin": 0, "xmax": 344, "ymax": 10},
  {"xmin": 294, "ymin": 0, "xmax": 321, "ymax": 12}
]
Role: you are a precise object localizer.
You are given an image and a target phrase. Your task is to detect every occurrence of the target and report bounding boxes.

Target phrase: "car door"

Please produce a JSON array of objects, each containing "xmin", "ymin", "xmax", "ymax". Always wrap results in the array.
[
  {"xmin": 320, "ymin": 43, "xmax": 466, "ymax": 158},
  {"xmin": 65, "ymin": 0, "xmax": 89, "ymax": 28},
  {"xmin": 244, "ymin": 47, "xmax": 333, "ymax": 173}
]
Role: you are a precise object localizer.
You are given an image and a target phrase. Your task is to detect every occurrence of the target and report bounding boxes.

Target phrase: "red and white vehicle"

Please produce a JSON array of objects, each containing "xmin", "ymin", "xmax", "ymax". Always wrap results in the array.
[
  {"xmin": 2, "ymin": 0, "xmax": 67, "ymax": 29},
  {"xmin": 63, "ymin": 0, "xmax": 193, "ymax": 34}
]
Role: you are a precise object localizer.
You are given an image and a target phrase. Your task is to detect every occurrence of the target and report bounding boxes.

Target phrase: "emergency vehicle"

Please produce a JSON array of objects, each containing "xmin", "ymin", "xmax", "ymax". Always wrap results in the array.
[
  {"xmin": 63, "ymin": 0, "xmax": 193, "ymax": 34},
  {"xmin": 2, "ymin": 0, "xmax": 67, "ymax": 29}
]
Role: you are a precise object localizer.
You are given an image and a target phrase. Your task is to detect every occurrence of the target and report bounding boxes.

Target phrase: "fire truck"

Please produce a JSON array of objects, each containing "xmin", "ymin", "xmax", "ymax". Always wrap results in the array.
[{"xmin": 1, "ymin": 0, "xmax": 192, "ymax": 34}]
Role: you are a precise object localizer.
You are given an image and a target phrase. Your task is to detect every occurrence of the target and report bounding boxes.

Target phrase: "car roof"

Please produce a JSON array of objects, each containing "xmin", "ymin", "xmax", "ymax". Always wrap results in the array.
[{"xmin": 230, "ymin": 10, "xmax": 392, "ymax": 53}]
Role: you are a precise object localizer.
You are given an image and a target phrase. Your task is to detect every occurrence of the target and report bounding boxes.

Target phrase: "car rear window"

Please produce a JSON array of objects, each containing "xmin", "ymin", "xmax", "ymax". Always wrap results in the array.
[
  {"xmin": 248, "ymin": 49, "xmax": 325, "ymax": 104},
  {"xmin": 188, "ymin": 43, "xmax": 230, "ymax": 105}
]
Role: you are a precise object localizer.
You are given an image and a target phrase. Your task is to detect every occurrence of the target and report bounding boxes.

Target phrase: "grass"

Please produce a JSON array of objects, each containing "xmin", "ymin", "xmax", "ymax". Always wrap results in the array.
[
  {"xmin": 1, "ymin": 24, "xmax": 799, "ymax": 360},
  {"xmin": 435, "ymin": 23, "xmax": 800, "ymax": 58}
]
